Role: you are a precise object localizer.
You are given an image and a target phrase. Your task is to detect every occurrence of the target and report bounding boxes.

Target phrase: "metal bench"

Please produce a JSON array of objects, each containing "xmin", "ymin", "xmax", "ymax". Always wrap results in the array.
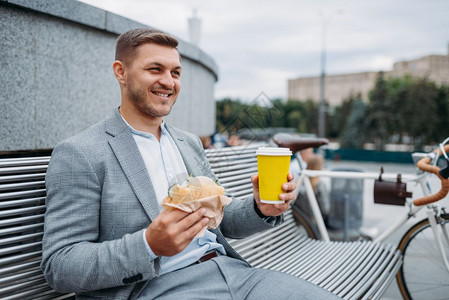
[
  {"xmin": 0, "ymin": 155, "xmax": 73, "ymax": 299},
  {"xmin": 0, "ymin": 144, "xmax": 402, "ymax": 299}
]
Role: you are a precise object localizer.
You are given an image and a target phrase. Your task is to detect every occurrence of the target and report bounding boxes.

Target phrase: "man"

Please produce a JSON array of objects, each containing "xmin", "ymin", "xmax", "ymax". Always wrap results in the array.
[{"xmin": 41, "ymin": 28, "xmax": 339, "ymax": 299}]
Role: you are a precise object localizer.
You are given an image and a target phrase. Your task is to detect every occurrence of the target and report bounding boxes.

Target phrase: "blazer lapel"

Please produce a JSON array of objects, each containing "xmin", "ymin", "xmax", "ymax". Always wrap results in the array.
[{"xmin": 106, "ymin": 111, "xmax": 160, "ymax": 221}]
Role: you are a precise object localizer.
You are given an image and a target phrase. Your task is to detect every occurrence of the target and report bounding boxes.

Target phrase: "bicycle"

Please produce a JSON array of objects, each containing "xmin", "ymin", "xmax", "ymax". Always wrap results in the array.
[{"xmin": 273, "ymin": 133, "xmax": 449, "ymax": 300}]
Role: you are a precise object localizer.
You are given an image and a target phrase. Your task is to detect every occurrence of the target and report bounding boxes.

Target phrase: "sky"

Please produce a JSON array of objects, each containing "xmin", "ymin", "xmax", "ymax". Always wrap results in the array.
[{"xmin": 80, "ymin": 0, "xmax": 449, "ymax": 102}]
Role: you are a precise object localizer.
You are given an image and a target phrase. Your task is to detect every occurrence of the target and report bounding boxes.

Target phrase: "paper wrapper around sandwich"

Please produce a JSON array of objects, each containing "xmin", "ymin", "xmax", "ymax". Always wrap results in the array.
[
  {"xmin": 161, "ymin": 176, "xmax": 232, "ymax": 237},
  {"xmin": 162, "ymin": 194, "xmax": 232, "ymax": 237}
]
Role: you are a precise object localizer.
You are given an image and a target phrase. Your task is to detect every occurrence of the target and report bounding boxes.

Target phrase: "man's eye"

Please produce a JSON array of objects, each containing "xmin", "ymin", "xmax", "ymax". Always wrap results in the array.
[
  {"xmin": 148, "ymin": 68, "xmax": 161, "ymax": 72},
  {"xmin": 172, "ymin": 71, "xmax": 181, "ymax": 77}
]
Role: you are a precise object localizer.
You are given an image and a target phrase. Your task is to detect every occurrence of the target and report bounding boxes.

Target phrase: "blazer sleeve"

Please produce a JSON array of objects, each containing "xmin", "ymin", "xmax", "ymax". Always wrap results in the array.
[
  {"xmin": 41, "ymin": 141, "xmax": 160, "ymax": 293},
  {"xmin": 219, "ymin": 195, "xmax": 283, "ymax": 239}
]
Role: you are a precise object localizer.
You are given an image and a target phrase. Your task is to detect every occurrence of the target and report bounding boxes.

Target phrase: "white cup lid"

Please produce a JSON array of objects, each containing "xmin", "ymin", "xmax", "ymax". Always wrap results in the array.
[{"xmin": 256, "ymin": 147, "xmax": 292, "ymax": 156}]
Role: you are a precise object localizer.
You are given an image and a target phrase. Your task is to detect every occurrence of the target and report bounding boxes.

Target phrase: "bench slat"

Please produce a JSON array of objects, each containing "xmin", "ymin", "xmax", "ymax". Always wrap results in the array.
[
  {"xmin": 31, "ymin": 290, "xmax": 75, "ymax": 300},
  {"xmin": 0, "ymin": 173, "xmax": 46, "ymax": 184},
  {"xmin": 0, "ymin": 157, "xmax": 50, "ymax": 164},
  {"xmin": 0, "ymin": 166, "xmax": 48, "ymax": 175},
  {"xmin": 0, "ymin": 274, "xmax": 47, "ymax": 293},
  {"xmin": 314, "ymin": 242, "xmax": 370, "ymax": 286},
  {"xmin": 0, "ymin": 266, "xmax": 43, "ymax": 285},
  {"xmin": 0, "ymin": 232, "xmax": 43, "ymax": 247},
  {"xmin": 345, "ymin": 250, "xmax": 389, "ymax": 299},
  {"xmin": 216, "ymin": 169, "xmax": 257, "ymax": 183},
  {"xmin": 0, "ymin": 260, "xmax": 41, "ymax": 276},
  {"xmin": 0, "ymin": 223, "xmax": 44, "ymax": 237},
  {"xmin": 204, "ymin": 143, "xmax": 264, "ymax": 156},
  {"xmin": 0, "ymin": 241, "xmax": 42, "ymax": 256},
  {"xmin": 0, "ymin": 215, "xmax": 45, "ymax": 228},
  {"xmin": 224, "ymin": 182, "xmax": 253, "ymax": 193},
  {"xmin": 303, "ymin": 242, "xmax": 360, "ymax": 281},
  {"xmin": 0, "ymin": 279, "xmax": 52, "ymax": 299},
  {"xmin": 0, "ymin": 251, "xmax": 42, "ymax": 267},
  {"xmin": 237, "ymin": 223, "xmax": 297, "ymax": 261},
  {"xmin": 227, "ymin": 213, "xmax": 296, "ymax": 249},
  {"xmin": 219, "ymin": 178, "xmax": 252, "ymax": 189},
  {"xmin": 362, "ymin": 253, "xmax": 402, "ymax": 300},
  {"xmin": 211, "ymin": 162, "xmax": 258, "ymax": 174},
  {"xmin": 0, "ymin": 197, "xmax": 46, "ymax": 210},
  {"xmin": 319, "ymin": 242, "xmax": 373, "ymax": 288},
  {"xmin": 334, "ymin": 246, "xmax": 384, "ymax": 297},
  {"xmin": 0, "ymin": 205, "xmax": 46, "ymax": 218},
  {"xmin": 0, "ymin": 181, "xmax": 46, "ymax": 192},
  {"xmin": 223, "ymin": 187, "xmax": 253, "ymax": 199},
  {"xmin": 207, "ymin": 156, "xmax": 256, "ymax": 165},
  {"xmin": 0, "ymin": 189, "xmax": 46, "ymax": 201}
]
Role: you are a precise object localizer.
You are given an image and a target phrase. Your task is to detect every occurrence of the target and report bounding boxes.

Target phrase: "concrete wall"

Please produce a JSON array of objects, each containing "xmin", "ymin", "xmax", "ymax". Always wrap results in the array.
[{"xmin": 0, "ymin": 0, "xmax": 219, "ymax": 151}]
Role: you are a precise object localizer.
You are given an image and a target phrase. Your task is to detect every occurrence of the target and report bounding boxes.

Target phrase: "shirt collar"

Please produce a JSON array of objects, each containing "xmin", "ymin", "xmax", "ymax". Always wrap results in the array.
[{"xmin": 119, "ymin": 114, "xmax": 167, "ymax": 139}]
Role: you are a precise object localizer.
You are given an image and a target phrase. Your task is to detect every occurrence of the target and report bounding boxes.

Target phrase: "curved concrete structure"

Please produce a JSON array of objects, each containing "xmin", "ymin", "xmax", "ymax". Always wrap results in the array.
[{"xmin": 0, "ymin": 0, "xmax": 219, "ymax": 151}]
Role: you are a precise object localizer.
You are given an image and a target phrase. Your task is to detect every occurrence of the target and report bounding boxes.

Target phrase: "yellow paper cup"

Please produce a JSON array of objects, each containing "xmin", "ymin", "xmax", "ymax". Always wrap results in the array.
[{"xmin": 256, "ymin": 147, "xmax": 292, "ymax": 204}]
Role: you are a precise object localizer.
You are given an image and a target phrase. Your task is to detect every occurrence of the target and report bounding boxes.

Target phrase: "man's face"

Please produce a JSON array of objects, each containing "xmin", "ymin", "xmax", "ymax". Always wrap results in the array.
[{"xmin": 124, "ymin": 43, "xmax": 181, "ymax": 119}]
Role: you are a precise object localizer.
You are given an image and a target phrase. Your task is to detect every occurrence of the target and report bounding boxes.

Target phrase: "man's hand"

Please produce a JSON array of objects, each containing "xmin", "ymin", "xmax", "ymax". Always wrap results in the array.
[
  {"xmin": 252, "ymin": 173, "xmax": 297, "ymax": 217},
  {"xmin": 145, "ymin": 208, "xmax": 209, "ymax": 256}
]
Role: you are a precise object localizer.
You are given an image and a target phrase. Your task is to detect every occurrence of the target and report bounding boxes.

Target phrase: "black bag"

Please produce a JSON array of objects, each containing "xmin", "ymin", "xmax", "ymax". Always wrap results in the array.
[{"xmin": 374, "ymin": 167, "xmax": 412, "ymax": 206}]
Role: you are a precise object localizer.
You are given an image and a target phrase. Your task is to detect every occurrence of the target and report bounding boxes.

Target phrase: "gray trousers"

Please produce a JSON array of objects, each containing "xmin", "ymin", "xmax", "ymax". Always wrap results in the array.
[{"xmin": 139, "ymin": 256, "xmax": 340, "ymax": 299}]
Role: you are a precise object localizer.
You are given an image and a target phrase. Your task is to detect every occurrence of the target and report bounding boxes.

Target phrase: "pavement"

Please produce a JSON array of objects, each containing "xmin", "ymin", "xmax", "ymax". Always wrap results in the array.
[{"xmin": 323, "ymin": 159, "xmax": 448, "ymax": 299}]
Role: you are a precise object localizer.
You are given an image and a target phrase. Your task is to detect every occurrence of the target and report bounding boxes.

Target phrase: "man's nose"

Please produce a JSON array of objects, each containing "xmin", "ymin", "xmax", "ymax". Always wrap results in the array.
[{"xmin": 158, "ymin": 71, "xmax": 175, "ymax": 89}]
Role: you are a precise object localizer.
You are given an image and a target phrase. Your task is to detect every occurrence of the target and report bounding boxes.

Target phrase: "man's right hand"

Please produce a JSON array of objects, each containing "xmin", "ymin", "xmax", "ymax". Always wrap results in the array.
[{"xmin": 145, "ymin": 208, "xmax": 209, "ymax": 256}]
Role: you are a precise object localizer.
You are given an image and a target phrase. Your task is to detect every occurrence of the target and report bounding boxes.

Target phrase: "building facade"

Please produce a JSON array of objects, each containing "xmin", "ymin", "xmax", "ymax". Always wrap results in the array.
[{"xmin": 288, "ymin": 47, "xmax": 449, "ymax": 106}]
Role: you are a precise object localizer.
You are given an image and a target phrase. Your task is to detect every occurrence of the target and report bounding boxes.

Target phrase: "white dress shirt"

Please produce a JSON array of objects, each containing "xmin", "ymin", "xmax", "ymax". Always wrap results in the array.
[{"xmin": 120, "ymin": 117, "xmax": 225, "ymax": 282}]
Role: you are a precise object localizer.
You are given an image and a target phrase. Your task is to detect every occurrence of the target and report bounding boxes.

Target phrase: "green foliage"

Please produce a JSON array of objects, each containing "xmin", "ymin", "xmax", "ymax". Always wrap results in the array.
[
  {"xmin": 340, "ymin": 99, "xmax": 367, "ymax": 148},
  {"xmin": 328, "ymin": 94, "xmax": 359, "ymax": 139},
  {"xmin": 364, "ymin": 74, "xmax": 446, "ymax": 150},
  {"xmin": 434, "ymin": 85, "xmax": 449, "ymax": 143},
  {"xmin": 215, "ymin": 75, "xmax": 449, "ymax": 150},
  {"xmin": 215, "ymin": 98, "xmax": 319, "ymax": 137}
]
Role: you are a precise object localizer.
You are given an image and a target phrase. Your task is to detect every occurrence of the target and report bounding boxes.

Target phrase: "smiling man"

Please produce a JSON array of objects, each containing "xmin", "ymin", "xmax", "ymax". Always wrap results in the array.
[{"xmin": 41, "ymin": 28, "xmax": 339, "ymax": 299}]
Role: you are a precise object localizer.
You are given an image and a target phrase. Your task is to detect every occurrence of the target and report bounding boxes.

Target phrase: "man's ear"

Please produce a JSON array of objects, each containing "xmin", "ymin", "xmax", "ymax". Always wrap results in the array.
[{"xmin": 112, "ymin": 60, "xmax": 126, "ymax": 85}]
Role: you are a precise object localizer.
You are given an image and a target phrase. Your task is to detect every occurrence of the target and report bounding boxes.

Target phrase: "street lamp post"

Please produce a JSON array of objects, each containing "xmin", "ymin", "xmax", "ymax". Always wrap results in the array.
[
  {"xmin": 318, "ymin": 18, "xmax": 327, "ymax": 138},
  {"xmin": 318, "ymin": 11, "xmax": 342, "ymax": 138}
]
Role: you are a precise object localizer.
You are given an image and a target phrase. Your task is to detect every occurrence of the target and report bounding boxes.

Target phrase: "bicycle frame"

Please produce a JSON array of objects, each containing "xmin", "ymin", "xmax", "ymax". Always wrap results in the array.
[
  {"xmin": 295, "ymin": 153, "xmax": 449, "ymax": 272},
  {"xmin": 296, "ymin": 168, "xmax": 422, "ymax": 241},
  {"xmin": 427, "ymin": 210, "xmax": 449, "ymax": 272}
]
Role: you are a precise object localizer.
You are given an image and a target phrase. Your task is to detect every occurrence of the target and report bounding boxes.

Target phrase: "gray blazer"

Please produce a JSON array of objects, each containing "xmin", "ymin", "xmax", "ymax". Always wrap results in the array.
[{"xmin": 41, "ymin": 109, "xmax": 278, "ymax": 299}]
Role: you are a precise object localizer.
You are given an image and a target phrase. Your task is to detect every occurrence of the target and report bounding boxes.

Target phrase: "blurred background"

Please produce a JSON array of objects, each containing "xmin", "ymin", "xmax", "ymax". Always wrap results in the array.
[
  {"xmin": 82, "ymin": 0, "xmax": 449, "ymax": 154},
  {"xmin": 2, "ymin": 0, "xmax": 448, "ymax": 154}
]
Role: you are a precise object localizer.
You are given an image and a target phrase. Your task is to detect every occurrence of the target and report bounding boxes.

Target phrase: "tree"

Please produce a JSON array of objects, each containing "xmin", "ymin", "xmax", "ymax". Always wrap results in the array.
[
  {"xmin": 404, "ymin": 78, "xmax": 438, "ymax": 148},
  {"xmin": 284, "ymin": 99, "xmax": 307, "ymax": 132},
  {"xmin": 432, "ymin": 84, "xmax": 449, "ymax": 144},
  {"xmin": 365, "ymin": 72, "xmax": 393, "ymax": 150},
  {"xmin": 340, "ymin": 99, "xmax": 367, "ymax": 148},
  {"xmin": 303, "ymin": 99, "xmax": 319, "ymax": 135},
  {"xmin": 327, "ymin": 93, "xmax": 360, "ymax": 139},
  {"xmin": 385, "ymin": 76, "xmax": 413, "ymax": 142},
  {"xmin": 384, "ymin": 77, "xmax": 441, "ymax": 149}
]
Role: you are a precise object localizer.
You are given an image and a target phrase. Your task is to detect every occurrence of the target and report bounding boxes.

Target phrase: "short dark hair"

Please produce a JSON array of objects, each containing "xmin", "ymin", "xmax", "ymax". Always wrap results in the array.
[{"xmin": 115, "ymin": 28, "xmax": 179, "ymax": 64}]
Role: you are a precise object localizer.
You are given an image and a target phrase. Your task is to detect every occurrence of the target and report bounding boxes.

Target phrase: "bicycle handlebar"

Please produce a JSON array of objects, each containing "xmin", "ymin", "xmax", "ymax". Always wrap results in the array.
[{"xmin": 413, "ymin": 144, "xmax": 449, "ymax": 206}]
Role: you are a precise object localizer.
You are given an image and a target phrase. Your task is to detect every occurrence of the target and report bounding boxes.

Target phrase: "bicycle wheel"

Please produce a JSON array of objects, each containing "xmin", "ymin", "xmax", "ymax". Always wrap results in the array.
[
  {"xmin": 291, "ymin": 205, "xmax": 319, "ymax": 239},
  {"xmin": 396, "ymin": 214, "xmax": 449, "ymax": 299}
]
